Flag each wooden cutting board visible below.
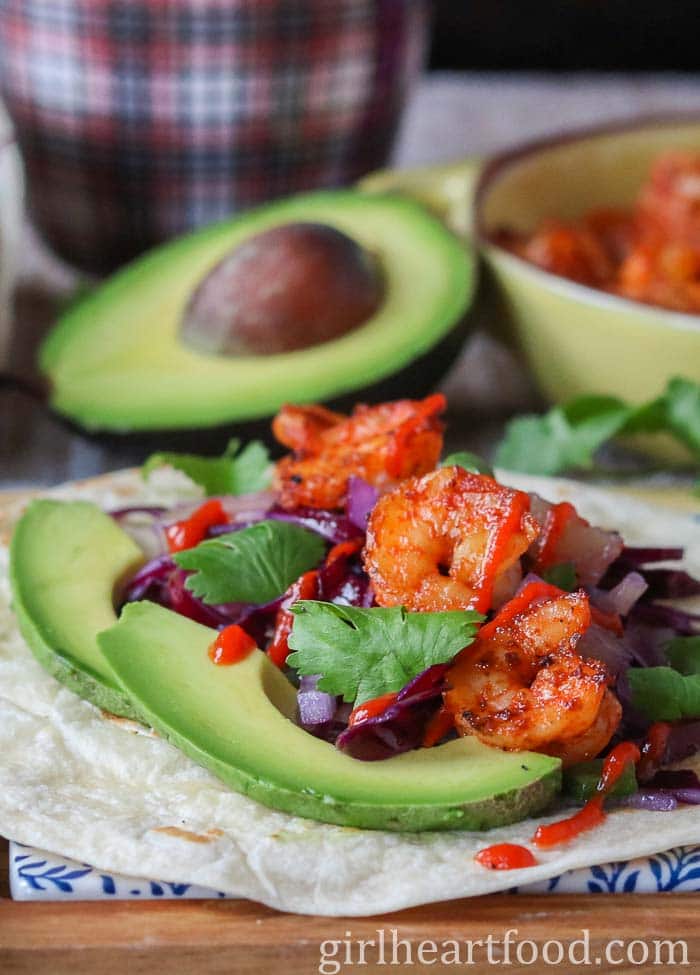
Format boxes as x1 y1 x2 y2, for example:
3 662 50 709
1 833 699 975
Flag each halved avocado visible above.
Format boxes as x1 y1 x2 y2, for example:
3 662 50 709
360 157 483 239
10 499 144 719
99 601 561 832
40 190 475 435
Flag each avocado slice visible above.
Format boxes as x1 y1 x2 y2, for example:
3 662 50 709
10 500 144 719
40 190 475 434
99 601 561 832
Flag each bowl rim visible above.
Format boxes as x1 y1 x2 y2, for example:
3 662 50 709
474 110 700 333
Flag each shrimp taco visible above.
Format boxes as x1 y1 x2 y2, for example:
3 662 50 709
2 395 700 915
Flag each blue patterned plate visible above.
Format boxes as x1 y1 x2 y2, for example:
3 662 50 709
9 840 700 901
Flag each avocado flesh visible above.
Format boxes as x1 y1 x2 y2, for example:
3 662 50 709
360 158 483 239
100 601 561 832
41 191 474 433
10 500 144 719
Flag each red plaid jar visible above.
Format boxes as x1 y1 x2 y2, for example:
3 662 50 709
0 0 428 273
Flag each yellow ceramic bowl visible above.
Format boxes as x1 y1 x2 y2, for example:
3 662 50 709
474 116 700 409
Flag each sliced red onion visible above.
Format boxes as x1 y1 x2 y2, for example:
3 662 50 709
620 791 678 811
346 476 379 530
591 572 648 618
606 571 649 616
111 505 167 519
528 495 624 586
621 769 700 811
577 623 633 677
555 518 624 588
297 675 337 728
219 491 275 522
492 561 523 610
671 789 700 804
157 491 274 530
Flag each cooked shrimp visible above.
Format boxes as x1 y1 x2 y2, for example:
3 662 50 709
273 395 445 510
444 591 620 766
542 689 622 766
363 466 539 614
272 403 345 455
516 219 615 287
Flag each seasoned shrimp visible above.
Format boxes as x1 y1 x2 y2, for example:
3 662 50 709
444 591 620 766
273 395 445 510
363 466 539 614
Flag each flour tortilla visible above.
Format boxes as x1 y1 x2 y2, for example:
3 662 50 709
1 468 699 916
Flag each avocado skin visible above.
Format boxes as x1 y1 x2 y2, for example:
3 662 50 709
100 602 562 833
180 743 560 833
10 500 144 721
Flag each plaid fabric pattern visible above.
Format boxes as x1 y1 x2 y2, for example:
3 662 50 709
0 0 427 272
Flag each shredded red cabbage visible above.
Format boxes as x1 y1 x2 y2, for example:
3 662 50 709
266 505 361 544
335 664 449 761
666 722 700 766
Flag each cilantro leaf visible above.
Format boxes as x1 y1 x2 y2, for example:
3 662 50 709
495 398 630 475
495 377 700 476
628 667 700 722
287 601 483 705
665 635 700 676
543 561 577 591
143 438 272 495
173 520 325 604
441 451 494 477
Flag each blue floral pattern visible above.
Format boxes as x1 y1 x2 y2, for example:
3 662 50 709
514 846 700 894
10 843 230 900
10 841 700 901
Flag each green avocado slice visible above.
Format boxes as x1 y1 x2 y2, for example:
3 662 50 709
99 601 561 832
40 190 474 433
10 500 144 719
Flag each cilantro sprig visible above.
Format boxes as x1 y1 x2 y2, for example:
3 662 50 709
174 520 325 605
143 438 272 495
287 601 483 705
494 377 700 477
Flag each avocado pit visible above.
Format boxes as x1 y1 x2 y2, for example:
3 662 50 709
180 222 385 356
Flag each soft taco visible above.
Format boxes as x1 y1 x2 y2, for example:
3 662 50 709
1 394 699 916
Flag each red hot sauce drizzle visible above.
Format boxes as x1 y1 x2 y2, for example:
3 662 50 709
208 624 257 665
532 741 641 849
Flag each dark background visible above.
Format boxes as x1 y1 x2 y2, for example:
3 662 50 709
430 1 699 71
